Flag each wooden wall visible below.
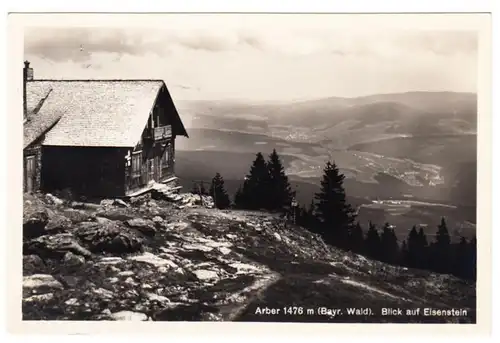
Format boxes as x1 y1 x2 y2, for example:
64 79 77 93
42 146 127 198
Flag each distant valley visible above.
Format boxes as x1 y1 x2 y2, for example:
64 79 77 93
174 91 477 238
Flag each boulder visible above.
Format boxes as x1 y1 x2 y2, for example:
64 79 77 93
23 210 50 239
113 199 129 208
24 293 54 303
117 270 135 277
129 193 152 206
93 287 114 300
128 252 178 268
125 218 156 236
201 196 215 209
152 216 164 225
95 208 135 222
218 247 232 255
95 216 113 225
75 222 143 255
62 208 96 223
110 311 148 321
45 214 73 234
146 293 170 303
24 233 92 260
65 298 79 306
98 256 125 265
69 201 87 209
23 274 63 293
193 270 218 282
23 255 46 274
100 199 114 207
63 251 86 267
182 243 214 252
45 193 64 206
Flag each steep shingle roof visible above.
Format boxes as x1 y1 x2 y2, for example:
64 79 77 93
38 80 166 147
23 83 60 149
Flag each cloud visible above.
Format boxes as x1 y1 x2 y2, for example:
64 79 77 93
25 26 478 64
23 22 478 101
24 28 167 62
392 31 478 56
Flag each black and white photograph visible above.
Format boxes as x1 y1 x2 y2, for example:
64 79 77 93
10 12 492 329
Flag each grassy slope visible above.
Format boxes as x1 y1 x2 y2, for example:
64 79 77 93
22 194 475 323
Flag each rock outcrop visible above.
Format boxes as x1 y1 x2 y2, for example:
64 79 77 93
22 193 476 323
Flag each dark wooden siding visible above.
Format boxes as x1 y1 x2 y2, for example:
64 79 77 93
125 137 175 195
42 146 127 198
124 88 178 195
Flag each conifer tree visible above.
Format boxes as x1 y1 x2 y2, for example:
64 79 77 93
238 152 271 210
417 227 429 269
349 222 365 254
365 221 381 260
209 173 231 209
266 149 294 211
453 236 468 279
400 239 409 265
406 226 420 268
234 185 245 209
432 217 452 273
380 223 399 264
467 236 477 281
436 218 451 247
313 161 356 247
418 227 429 249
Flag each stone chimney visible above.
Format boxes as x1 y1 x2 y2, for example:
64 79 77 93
23 60 33 121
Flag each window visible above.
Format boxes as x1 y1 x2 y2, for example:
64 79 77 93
131 151 142 177
162 145 170 167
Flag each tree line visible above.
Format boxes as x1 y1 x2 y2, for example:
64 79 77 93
203 149 476 281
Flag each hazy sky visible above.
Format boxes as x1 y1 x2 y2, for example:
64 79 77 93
24 15 478 102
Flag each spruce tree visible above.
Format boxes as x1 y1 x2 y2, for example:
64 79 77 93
417 227 429 269
365 222 381 260
453 236 468 279
209 173 231 209
436 217 451 247
314 161 356 247
239 152 271 210
400 239 409 266
432 217 452 273
266 149 294 211
234 185 245 209
380 223 399 264
406 226 420 268
467 236 477 281
349 222 365 254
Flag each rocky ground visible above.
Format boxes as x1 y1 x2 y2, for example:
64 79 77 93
22 192 476 323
